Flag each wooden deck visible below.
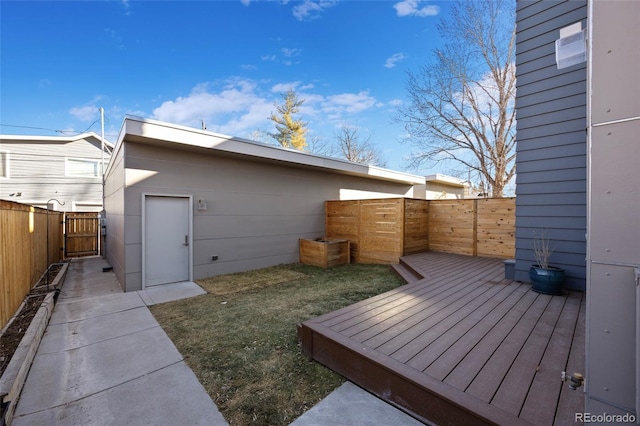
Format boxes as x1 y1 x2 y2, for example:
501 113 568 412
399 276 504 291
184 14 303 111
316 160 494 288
298 252 584 425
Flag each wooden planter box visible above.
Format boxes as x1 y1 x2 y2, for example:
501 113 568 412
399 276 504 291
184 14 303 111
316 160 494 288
299 238 350 268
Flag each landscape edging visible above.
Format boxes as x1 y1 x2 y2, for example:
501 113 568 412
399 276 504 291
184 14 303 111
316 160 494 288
0 262 69 426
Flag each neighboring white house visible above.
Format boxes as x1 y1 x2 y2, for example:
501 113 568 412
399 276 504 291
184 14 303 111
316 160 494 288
0 133 112 212
104 116 427 292
424 174 470 199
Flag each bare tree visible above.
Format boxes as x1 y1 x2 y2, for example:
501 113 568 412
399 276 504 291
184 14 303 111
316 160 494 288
334 122 387 167
396 0 516 197
305 134 333 157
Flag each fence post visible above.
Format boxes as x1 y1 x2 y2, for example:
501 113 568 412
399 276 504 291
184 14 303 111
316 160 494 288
472 199 478 256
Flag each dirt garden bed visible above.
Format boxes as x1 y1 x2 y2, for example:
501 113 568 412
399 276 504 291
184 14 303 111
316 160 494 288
0 262 68 424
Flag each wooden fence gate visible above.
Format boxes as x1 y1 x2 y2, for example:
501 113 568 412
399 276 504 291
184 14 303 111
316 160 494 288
65 212 100 257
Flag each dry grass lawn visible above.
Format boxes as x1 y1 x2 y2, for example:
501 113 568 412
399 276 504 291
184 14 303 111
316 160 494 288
150 263 403 425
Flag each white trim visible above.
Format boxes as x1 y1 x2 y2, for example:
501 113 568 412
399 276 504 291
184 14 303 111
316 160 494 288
141 193 193 290
0 132 114 149
105 116 425 186
0 150 9 179
65 157 103 178
425 173 468 188
591 116 640 127
71 201 103 212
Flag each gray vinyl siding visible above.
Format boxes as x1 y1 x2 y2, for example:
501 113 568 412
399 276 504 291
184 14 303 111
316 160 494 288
514 0 588 290
0 136 109 212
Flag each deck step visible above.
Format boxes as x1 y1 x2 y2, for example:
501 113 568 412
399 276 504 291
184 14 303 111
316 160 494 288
391 261 423 284
300 253 581 426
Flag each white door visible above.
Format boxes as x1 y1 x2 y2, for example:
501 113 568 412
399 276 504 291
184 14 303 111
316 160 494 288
144 196 190 286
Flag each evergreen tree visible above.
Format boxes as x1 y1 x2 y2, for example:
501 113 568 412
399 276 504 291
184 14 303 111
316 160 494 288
269 89 308 150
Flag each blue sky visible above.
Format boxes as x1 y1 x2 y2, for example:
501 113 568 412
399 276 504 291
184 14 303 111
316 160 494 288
1 0 452 173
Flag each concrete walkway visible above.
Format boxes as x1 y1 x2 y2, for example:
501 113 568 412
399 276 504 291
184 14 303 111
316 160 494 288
291 382 425 426
12 256 423 426
12 257 228 426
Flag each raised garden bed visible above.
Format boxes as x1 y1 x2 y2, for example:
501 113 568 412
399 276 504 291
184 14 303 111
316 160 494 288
0 262 68 425
299 238 350 268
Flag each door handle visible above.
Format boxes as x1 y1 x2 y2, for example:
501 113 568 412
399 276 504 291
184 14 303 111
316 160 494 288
183 235 189 246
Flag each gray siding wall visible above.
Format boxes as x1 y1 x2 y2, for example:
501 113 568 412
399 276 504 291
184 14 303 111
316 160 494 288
514 0 588 290
0 136 108 212
104 142 126 290
119 142 417 292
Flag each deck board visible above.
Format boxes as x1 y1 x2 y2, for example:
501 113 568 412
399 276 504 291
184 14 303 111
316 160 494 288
298 252 585 425
407 281 521 371
395 282 506 364
443 288 540 390
553 294 586 426
425 282 529 381
490 295 567 414
519 291 583 424
352 279 480 347
465 294 555 402
368 265 506 353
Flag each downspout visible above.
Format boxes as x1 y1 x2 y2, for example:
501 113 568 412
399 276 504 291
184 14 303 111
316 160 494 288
636 267 640 419
100 107 106 259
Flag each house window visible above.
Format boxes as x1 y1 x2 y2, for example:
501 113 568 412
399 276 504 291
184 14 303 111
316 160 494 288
0 151 9 179
66 158 102 178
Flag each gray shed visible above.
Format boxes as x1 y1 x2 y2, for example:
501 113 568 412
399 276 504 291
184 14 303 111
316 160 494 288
103 116 426 292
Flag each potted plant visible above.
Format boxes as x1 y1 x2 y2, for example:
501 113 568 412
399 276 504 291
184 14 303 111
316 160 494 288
529 230 565 295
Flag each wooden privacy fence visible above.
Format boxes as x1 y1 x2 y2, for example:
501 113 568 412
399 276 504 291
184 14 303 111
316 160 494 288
65 213 99 257
0 201 64 330
429 198 515 258
325 198 429 263
325 197 515 264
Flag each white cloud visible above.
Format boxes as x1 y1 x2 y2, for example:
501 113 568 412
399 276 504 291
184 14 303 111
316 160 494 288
261 48 301 66
394 0 439 17
68 106 95 123
220 102 273 136
150 79 381 140
322 91 378 117
271 81 301 93
384 53 407 68
152 79 273 135
281 47 301 57
69 97 104 122
104 28 124 49
121 0 132 15
292 0 337 21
